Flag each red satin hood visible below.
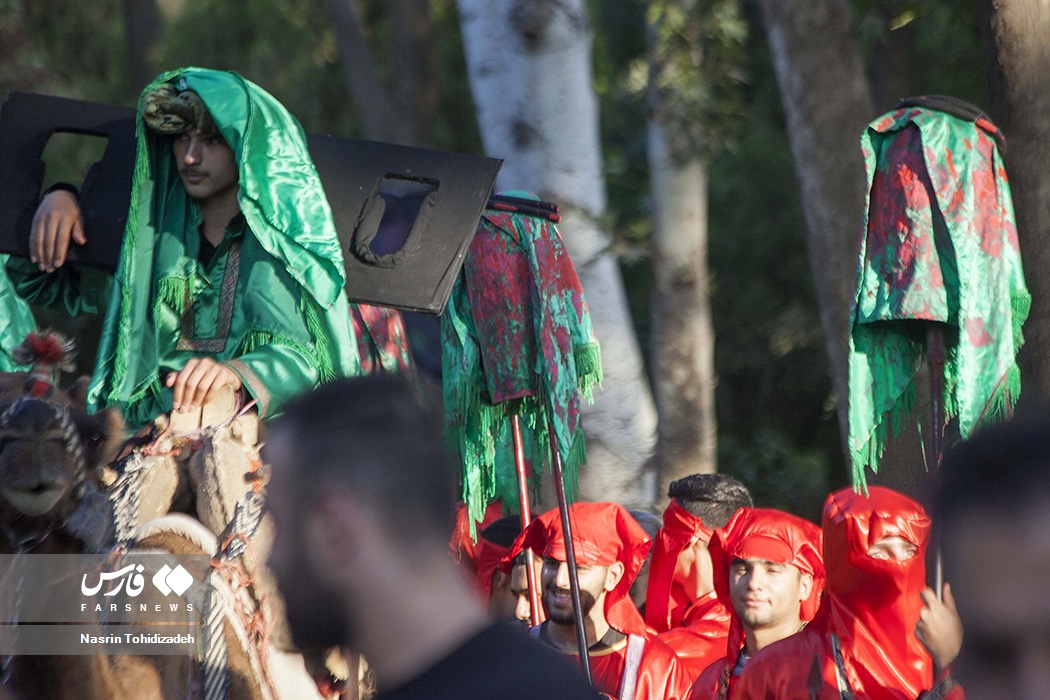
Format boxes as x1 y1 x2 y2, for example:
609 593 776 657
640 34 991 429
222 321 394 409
821 485 933 697
711 507 825 620
644 499 715 632
511 502 651 636
710 507 824 663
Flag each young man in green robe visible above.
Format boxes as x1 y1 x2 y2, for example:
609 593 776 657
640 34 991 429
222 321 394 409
10 67 360 428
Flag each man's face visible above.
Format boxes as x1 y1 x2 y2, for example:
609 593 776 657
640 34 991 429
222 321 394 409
729 558 810 630
490 562 534 625
172 127 239 204
541 556 610 626
946 506 1050 700
264 430 353 649
867 535 918 561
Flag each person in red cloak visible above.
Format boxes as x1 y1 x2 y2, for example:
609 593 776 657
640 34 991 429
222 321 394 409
736 486 964 699
510 501 690 700
646 475 753 681
688 507 824 700
448 500 504 569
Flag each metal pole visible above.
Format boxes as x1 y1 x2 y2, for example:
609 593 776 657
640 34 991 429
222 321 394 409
511 413 542 627
548 423 592 683
927 326 945 599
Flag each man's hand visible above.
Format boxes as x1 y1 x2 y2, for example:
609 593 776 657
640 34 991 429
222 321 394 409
165 357 242 413
31 189 87 272
915 582 963 675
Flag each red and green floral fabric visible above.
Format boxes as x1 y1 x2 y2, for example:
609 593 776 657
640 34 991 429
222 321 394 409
442 193 602 530
848 105 1030 489
349 303 415 376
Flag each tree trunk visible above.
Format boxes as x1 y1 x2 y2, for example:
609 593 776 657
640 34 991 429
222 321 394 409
121 0 161 93
984 0 1050 398
758 0 872 456
389 0 440 147
647 127 717 495
646 9 717 499
324 0 405 143
457 0 658 507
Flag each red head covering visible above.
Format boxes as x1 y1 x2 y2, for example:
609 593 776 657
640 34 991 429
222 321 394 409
709 507 825 659
448 501 504 571
821 485 932 698
644 499 715 632
510 502 652 636
471 537 511 598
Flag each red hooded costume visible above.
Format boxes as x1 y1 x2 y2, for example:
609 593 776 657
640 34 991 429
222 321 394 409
646 499 732 682
737 486 944 699
448 501 504 569
689 508 824 700
511 502 689 700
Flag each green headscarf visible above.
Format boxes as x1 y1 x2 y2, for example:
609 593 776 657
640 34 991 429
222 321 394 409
87 67 359 420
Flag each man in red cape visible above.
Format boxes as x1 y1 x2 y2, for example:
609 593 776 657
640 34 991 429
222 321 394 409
737 486 964 699
510 502 689 700
646 475 753 681
689 507 824 699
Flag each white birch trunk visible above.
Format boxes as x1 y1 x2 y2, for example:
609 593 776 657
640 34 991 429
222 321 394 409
647 121 717 499
457 0 658 507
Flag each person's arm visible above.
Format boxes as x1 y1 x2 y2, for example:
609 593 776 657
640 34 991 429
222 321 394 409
5 188 113 316
915 583 964 699
223 334 321 419
165 342 318 419
166 263 329 417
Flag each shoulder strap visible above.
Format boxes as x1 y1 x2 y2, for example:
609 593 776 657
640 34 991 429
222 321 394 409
618 634 646 700
529 624 541 640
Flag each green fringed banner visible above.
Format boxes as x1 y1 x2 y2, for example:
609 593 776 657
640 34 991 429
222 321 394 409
848 104 1030 490
442 193 602 530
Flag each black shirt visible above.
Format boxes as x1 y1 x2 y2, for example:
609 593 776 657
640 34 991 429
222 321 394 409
375 621 603 700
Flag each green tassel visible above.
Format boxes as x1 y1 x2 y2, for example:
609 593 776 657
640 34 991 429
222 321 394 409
156 276 190 314
301 297 337 382
573 342 603 401
850 380 916 493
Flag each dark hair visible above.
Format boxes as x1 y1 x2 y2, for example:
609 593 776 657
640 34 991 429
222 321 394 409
270 375 455 543
481 515 524 549
667 473 753 528
628 509 663 540
937 404 1050 532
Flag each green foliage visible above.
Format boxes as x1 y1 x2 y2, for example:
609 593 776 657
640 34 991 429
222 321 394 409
645 0 747 161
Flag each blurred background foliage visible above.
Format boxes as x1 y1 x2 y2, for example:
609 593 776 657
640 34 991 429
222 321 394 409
0 0 987 520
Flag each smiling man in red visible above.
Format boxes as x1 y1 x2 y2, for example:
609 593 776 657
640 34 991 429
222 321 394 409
512 501 689 700
688 507 823 699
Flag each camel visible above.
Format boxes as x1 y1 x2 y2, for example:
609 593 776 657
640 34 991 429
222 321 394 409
0 334 333 699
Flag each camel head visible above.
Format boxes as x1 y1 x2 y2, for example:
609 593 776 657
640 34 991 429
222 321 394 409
0 333 123 551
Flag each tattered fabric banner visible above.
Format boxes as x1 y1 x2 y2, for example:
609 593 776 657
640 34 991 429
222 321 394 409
349 303 415 376
442 192 602 529
848 105 1030 490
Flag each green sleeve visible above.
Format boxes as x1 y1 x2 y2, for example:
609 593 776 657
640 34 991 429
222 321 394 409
5 257 113 317
225 342 319 420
